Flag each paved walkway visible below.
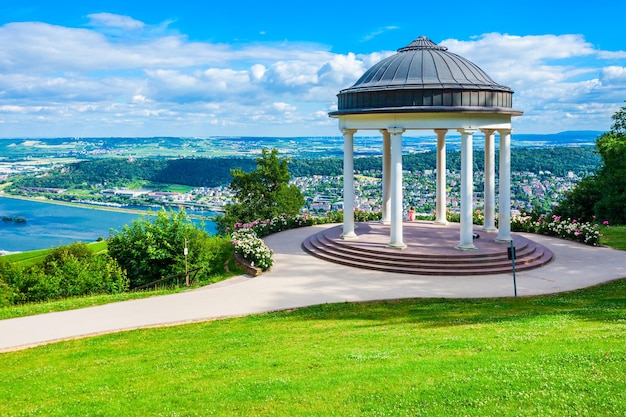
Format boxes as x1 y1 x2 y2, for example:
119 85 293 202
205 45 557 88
2 224 626 352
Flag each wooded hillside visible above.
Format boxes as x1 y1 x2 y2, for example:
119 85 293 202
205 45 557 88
9 146 600 189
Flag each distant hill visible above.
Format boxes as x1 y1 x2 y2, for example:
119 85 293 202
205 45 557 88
8 145 601 189
511 131 601 148
0 131 604 161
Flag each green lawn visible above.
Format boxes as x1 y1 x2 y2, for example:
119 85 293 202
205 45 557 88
1 279 625 416
600 225 626 250
1 228 625 415
160 183 196 193
0 289 189 320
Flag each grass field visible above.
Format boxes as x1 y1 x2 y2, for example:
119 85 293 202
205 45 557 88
1 227 625 416
600 225 626 250
1 279 625 416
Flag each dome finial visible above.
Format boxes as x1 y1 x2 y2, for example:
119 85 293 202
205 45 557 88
397 36 448 52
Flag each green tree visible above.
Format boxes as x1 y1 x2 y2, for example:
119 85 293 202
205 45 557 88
553 103 626 224
218 148 304 233
551 175 602 221
0 274 17 307
107 210 232 288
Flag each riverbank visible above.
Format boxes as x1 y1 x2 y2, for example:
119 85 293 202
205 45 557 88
0 193 218 219
0 193 147 215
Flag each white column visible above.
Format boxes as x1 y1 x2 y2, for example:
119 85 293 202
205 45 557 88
434 129 448 224
482 129 497 232
456 129 477 251
341 129 357 239
381 130 391 224
496 129 512 242
388 127 406 249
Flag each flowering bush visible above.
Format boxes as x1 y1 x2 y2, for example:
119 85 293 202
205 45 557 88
229 210 383 238
446 210 485 225
231 228 273 271
232 214 316 238
227 210 385 271
511 214 603 246
443 209 604 246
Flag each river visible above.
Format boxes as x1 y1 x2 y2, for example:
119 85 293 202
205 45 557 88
0 196 217 254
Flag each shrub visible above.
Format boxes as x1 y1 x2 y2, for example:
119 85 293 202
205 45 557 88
0 262 33 304
512 214 603 246
0 243 129 304
443 209 603 246
191 234 234 279
228 210 383 239
231 228 273 271
446 210 484 225
0 278 16 307
108 209 233 288
43 242 93 270
232 214 316 238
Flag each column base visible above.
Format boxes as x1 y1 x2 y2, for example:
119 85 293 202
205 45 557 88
455 242 478 251
481 225 498 233
379 219 391 225
433 219 448 226
387 241 407 250
495 236 512 243
341 231 358 240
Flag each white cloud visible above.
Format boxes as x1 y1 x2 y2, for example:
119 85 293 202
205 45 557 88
441 33 596 86
438 33 626 133
317 53 367 87
361 26 400 42
0 17 625 137
272 102 296 112
86 13 145 30
0 105 31 113
132 94 149 103
264 61 320 88
250 64 266 81
597 50 626 59
601 66 626 83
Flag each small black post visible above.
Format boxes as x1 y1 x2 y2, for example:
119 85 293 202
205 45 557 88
184 238 189 287
507 241 518 299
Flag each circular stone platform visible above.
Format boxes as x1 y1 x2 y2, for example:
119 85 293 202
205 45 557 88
302 221 553 276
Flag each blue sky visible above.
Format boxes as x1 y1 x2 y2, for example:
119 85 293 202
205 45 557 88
1 0 625 138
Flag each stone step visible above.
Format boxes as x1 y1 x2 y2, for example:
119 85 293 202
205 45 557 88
301 222 553 276
305 234 547 270
312 232 539 264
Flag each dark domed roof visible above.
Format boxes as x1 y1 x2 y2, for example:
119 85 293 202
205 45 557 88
331 36 517 116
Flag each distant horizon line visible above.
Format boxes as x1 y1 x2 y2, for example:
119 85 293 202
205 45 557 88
0 130 605 141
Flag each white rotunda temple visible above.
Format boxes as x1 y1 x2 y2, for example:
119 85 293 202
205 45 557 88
329 36 523 251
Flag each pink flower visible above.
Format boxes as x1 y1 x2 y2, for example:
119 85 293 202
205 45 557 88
603 220 610 226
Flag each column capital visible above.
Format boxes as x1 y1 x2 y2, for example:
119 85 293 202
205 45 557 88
481 128 496 136
379 129 391 137
387 127 405 135
434 128 448 136
457 128 478 135
341 128 357 136
496 128 513 135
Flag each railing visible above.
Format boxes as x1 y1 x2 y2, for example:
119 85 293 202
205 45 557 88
132 266 204 291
